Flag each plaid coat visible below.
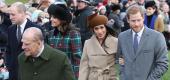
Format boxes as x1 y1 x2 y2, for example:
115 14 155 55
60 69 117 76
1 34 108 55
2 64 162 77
48 28 82 78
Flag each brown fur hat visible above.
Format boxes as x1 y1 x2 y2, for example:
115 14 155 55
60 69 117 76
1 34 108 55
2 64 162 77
88 13 108 29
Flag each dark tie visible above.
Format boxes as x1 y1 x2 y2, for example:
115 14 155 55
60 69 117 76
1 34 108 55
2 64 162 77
133 33 138 53
17 26 22 41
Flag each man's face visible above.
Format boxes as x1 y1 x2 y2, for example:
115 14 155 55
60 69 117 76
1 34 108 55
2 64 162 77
21 35 41 57
109 0 119 4
9 6 24 25
77 1 86 10
137 0 145 4
127 12 144 32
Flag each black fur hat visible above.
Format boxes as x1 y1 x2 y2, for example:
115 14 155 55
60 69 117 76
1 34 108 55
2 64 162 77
47 4 72 23
77 0 90 5
110 4 121 12
145 1 157 9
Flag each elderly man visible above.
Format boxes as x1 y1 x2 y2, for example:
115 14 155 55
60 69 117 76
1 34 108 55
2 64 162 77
18 27 75 80
74 0 93 47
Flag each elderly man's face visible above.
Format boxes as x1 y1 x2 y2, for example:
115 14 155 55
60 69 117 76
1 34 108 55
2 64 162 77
21 35 41 57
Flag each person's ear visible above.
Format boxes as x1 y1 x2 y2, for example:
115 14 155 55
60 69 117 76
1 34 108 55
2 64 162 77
126 16 130 23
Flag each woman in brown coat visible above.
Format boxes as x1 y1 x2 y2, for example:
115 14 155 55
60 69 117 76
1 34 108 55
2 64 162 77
78 13 118 80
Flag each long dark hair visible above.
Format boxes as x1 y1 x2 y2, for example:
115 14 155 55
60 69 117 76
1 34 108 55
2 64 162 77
99 25 116 46
105 25 116 37
58 20 79 33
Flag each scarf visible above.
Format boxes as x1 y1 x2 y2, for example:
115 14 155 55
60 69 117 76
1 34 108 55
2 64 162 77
144 14 158 29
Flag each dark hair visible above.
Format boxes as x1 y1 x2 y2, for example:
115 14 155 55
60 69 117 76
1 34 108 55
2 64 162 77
110 4 121 12
32 3 39 7
105 25 116 37
99 25 117 46
145 1 159 14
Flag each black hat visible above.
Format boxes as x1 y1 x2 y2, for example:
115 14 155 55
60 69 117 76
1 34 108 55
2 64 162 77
110 4 121 11
47 4 72 23
145 1 157 9
31 3 39 7
77 0 90 5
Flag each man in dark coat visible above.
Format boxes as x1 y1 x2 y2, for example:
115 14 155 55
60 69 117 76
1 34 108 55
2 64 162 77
74 0 93 47
108 4 124 37
0 11 11 48
18 27 75 80
6 2 41 80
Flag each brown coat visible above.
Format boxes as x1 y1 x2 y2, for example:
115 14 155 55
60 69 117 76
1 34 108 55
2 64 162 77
154 14 165 32
79 35 118 80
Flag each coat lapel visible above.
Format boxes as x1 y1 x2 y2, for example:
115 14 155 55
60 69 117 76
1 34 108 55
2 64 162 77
13 25 21 47
126 30 136 60
90 35 106 54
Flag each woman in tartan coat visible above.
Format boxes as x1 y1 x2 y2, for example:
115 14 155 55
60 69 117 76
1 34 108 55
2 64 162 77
47 3 82 79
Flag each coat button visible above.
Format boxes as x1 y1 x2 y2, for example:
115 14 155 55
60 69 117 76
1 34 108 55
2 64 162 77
34 72 38 75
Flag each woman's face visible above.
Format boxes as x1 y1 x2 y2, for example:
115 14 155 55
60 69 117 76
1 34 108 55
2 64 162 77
93 25 107 40
146 7 156 16
162 3 169 13
50 16 61 27
99 8 106 15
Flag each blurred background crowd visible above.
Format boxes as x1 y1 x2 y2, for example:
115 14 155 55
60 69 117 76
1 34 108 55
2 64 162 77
0 0 170 80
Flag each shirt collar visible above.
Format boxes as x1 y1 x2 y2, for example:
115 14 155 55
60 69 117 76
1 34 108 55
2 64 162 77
132 26 144 37
35 44 44 57
19 19 27 33
24 44 49 62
